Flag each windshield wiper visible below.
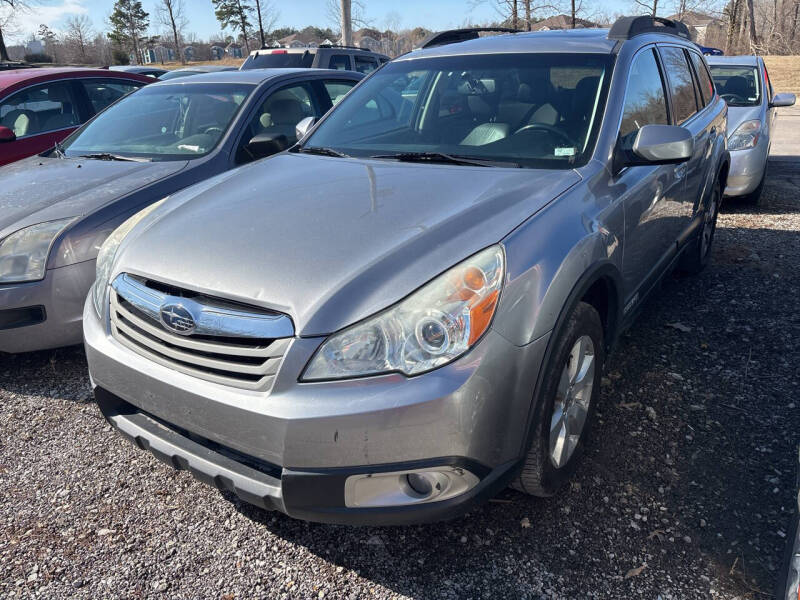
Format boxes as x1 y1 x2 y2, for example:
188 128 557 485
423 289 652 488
371 151 519 168
297 146 349 158
53 141 66 159
77 153 151 162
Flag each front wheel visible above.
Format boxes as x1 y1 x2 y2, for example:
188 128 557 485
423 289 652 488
512 301 604 497
679 179 721 275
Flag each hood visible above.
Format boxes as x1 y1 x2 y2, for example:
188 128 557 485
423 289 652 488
117 153 580 336
0 156 189 239
725 104 764 136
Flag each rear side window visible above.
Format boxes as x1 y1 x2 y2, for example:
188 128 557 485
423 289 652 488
329 55 351 70
241 50 315 69
619 49 669 140
660 46 699 124
0 80 80 137
82 79 144 114
354 56 378 74
689 52 714 106
323 80 357 106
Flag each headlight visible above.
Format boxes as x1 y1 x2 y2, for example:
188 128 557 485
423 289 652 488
302 245 505 380
728 119 761 151
0 218 77 283
92 200 165 317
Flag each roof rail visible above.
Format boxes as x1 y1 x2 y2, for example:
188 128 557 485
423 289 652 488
608 16 692 41
318 43 368 51
418 27 519 50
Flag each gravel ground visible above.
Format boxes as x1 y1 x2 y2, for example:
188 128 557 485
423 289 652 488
2 158 799 600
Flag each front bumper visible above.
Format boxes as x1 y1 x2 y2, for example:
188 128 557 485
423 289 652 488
84 295 548 524
0 260 95 353
724 139 769 197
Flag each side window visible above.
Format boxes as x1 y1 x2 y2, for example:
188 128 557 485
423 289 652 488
354 56 378 75
82 79 144 114
660 46 699 124
689 52 714 106
379 57 389 65
329 55 351 70
619 49 669 142
0 81 80 137
236 83 318 163
323 80 357 106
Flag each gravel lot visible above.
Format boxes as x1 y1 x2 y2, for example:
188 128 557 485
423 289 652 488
2 153 799 599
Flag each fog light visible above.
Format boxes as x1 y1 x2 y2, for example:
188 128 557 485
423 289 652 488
344 467 479 508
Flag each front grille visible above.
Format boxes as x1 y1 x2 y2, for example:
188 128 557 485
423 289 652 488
109 274 294 391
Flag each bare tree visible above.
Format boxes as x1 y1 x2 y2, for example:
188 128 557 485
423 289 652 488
65 15 93 63
0 0 38 62
632 0 660 16
157 0 187 64
327 0 369 41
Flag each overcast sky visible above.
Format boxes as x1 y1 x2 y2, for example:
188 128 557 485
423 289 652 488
7 0 631 43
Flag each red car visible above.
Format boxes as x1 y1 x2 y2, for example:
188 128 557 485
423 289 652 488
0 68 153 166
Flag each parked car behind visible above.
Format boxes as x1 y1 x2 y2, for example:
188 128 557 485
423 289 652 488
85 17 729 525
109 65 168 78
708 55 795 204
241 44 389 75
0 68 152 166
0 68 362 353
157 65 238 81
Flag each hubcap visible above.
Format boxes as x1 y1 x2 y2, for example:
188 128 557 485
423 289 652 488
701 192 718 258
549 335 595 469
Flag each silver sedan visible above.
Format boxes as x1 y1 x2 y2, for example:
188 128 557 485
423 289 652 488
708 55 795 204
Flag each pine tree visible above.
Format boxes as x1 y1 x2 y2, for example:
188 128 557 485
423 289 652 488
108 0 149 64
212 0 253 52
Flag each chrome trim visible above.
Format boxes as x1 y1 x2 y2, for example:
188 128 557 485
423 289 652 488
111 273 294 339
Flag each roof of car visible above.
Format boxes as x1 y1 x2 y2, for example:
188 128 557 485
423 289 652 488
705 55 760 67
0 67 152 92
169 65 239 73
150 67 362 86
399 28 618 60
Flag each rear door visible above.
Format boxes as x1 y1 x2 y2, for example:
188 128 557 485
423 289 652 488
0 79 82 166
616 47 685 296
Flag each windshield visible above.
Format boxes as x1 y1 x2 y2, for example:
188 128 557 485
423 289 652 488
63 83 253 161
302 53 613 169
240 51 315 69
709 65 761 107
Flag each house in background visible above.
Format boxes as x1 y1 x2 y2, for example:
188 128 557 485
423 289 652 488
353 29 381 51
225 42 243 58
667 11 725 44
140 45 175 64
25 39 44 55
209 44 225 60
183 45 195 61
530 14 598 31
277 32 324 48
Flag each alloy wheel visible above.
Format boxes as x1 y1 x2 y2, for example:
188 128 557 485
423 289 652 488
549 335 596 469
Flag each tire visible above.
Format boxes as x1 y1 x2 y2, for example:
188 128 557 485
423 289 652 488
512 301 605 497
679 178 721 275
739 169 765 206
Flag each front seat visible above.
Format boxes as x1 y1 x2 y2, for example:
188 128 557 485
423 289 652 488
260 98 308 144
41 86 77 131
1 109 37 137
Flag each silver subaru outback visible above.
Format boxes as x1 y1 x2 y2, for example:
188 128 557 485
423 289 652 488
84 16 729 524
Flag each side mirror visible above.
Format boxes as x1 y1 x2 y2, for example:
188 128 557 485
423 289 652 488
629 124 693 165
0 126 16 143
295 116 315 142
246 132 289 160
770 92 796 108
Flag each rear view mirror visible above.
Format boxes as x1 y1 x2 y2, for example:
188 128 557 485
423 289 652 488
770 92 796 108
295 116 315 142
630 124 693 165
246 132 289 160
0 126 16 143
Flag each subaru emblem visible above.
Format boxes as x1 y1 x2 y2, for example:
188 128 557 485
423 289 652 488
159 303 196 335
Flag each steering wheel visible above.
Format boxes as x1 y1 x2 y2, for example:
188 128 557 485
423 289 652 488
514 123 577 148
721 93 746 104
202 126 224 135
